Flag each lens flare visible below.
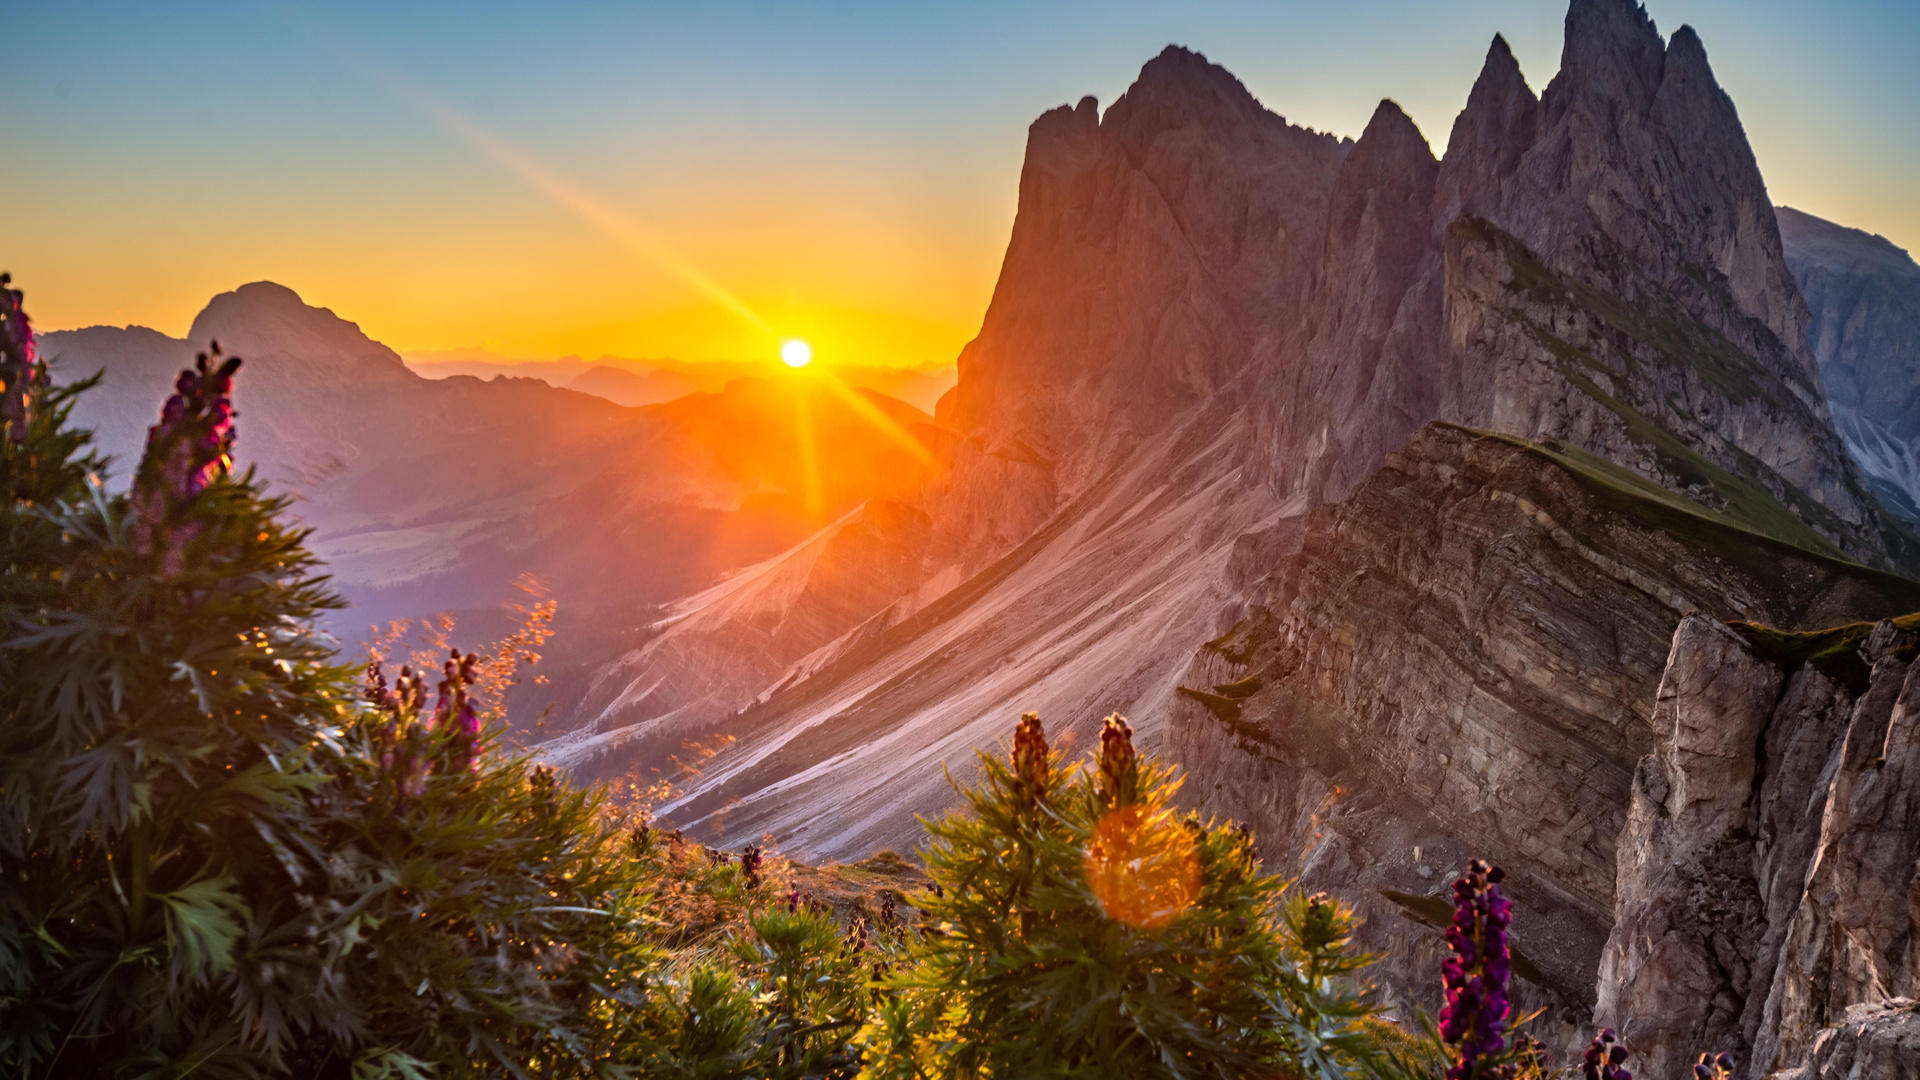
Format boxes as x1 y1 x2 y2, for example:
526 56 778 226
1084 805 1201 929
781 339 813 368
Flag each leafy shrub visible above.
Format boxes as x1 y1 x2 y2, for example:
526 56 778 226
0 279 657 1076
858 713 1382 1079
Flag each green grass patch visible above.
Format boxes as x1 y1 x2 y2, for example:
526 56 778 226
1212 674 1265 699
1728 613 1920 693
1178 686 1244 725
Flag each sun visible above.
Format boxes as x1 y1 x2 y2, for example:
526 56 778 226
780 339 813 368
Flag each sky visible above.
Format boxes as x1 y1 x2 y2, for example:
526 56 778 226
6 0 1918 371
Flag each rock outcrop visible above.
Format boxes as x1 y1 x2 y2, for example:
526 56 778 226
1594 612 1920 1079
1772 1000 1920 1080
1779 206 1920 521
1162 423 1920 1045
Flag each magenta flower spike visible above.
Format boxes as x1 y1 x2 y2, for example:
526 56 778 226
1011 711 1049 806
0 273 44 443
1439 859 1513 1079
435 649 482 771
1582 1028 1633 1080
131 344 243 574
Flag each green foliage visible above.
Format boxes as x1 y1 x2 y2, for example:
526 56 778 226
0 316 659 1075
858 713 1383 1080
610 839 913 1079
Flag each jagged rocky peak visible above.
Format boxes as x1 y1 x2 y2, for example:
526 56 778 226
1552 0 1667 118
1496 0 1817 390
940 44 1346 493
187 281 414 380
1431 34 1538 229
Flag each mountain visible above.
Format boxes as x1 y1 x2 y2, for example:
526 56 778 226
572 0 1911 821
405 350 961 414
42 282 941 681
539 0 1920 1066
566 363 702 406
1778 205 1920 520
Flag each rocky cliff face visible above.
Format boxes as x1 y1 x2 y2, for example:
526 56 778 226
1262 3 1912 569
1161 423 1920 1046
1595 612 1920 1079
1779 206 1920 522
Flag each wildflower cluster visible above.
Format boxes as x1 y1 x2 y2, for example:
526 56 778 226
1440 859 1514 1078
741 843 765 889
1693 1051 1735 1079
0 273 43 443
860 712 1384 1079
1583 1028 1633 1080
363 647 483 805
129 345 241 573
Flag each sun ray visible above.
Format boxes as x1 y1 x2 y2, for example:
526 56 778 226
794 393 824 518
810 368 938 468
296 14 771 335
289 13 943 479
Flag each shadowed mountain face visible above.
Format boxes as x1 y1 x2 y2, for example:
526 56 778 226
1778 206 1920 521
42 282 941 670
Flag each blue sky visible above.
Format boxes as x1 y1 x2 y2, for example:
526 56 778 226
5 0 1917 366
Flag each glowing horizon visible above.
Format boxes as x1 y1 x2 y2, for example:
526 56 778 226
9 1 1918 370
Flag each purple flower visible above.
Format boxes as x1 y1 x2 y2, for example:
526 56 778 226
0 273 44 444
740 844 764 890
1582 1028 1632 1080
1691 1051 1733 1080
131 345 242 573
365 657 473 806
1439 859 1513 1079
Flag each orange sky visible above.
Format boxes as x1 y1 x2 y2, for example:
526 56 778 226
9 2 1917 372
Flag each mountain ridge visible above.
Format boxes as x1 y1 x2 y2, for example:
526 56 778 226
562 0 1916 831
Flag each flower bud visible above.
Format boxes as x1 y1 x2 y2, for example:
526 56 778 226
1097 713 1138 806
1011 712 1049 805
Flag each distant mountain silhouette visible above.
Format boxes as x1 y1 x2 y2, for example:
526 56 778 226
566 363 701 406
41 281 943 704
405 349 958 413
1779 205 1920 520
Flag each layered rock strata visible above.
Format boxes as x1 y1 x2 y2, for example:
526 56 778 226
1163 423 1920 1048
